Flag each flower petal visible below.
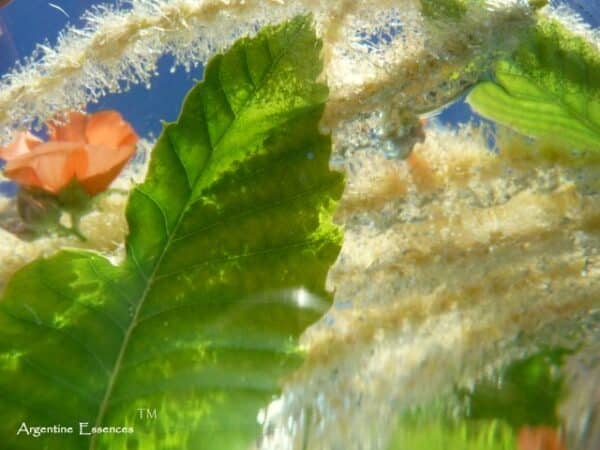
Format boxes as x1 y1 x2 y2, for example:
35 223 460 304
48 111 88 143
77 143 135 195
518 426 565 450
0 131 43 161
85 110 138 151
4 142 88 194
5 110 137 196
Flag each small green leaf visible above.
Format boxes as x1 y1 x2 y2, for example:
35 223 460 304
528 0 548 8
468 19 600 152
0 16 343 450
459 349 568 428
421 0 472 19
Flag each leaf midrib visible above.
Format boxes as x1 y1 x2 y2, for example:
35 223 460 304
88 26 301 450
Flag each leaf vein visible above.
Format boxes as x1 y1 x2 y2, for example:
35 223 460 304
0 309 111 378
175 178 338 244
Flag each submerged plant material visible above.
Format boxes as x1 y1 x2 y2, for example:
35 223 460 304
0 1 598 450
389 414 516 450
459 348 568 429
0 16 344 450
259 124 600 449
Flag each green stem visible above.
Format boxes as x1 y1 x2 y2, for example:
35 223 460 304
56 223 87 242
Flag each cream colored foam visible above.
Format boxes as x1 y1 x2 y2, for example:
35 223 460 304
259 124 600 450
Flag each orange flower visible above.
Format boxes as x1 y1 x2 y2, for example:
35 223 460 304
0 111 138 195
518 426 566 450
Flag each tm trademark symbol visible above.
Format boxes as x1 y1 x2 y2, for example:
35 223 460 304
137 408 157 420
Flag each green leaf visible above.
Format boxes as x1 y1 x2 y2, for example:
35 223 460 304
388 410 515 450
0 15 343 450
387 348 568 450
468 19 600 152
458 348 568 428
